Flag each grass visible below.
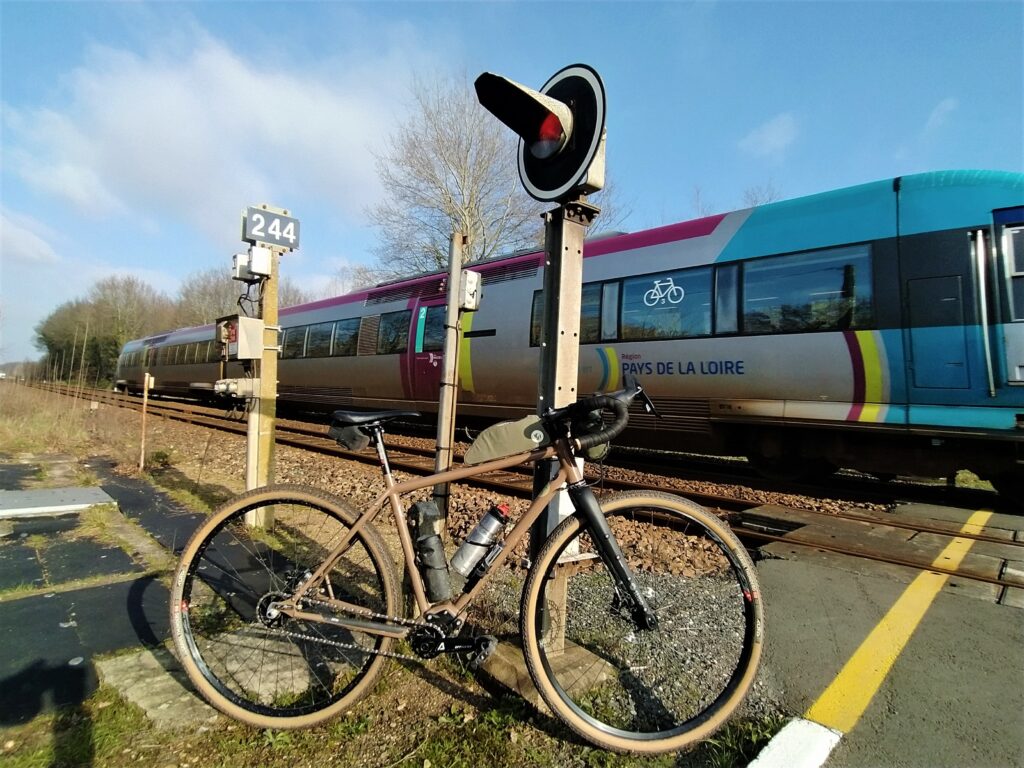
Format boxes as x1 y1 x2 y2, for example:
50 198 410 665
0 383 140 464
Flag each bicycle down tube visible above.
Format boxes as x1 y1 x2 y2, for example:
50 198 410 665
270 443 568 636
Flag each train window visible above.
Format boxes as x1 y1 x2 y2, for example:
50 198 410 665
1009 227 1024 321
530 283 610 346
601 283 620 341
421 305 447 352
579 284 602 344
306 322 333 358
281 326 307 359
621 267 713 341
715 265 739 334
333 318 360 356
742 245 873 334
377 310 412 354
358 316 381 355
530 292 543 347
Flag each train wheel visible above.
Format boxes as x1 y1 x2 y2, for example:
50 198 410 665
990 473 1023 512
747 441 836 483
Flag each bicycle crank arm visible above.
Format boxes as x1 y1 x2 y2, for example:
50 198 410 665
276 605 408 639
567 482 658 630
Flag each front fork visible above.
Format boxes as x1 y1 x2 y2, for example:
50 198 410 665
566 481 658 630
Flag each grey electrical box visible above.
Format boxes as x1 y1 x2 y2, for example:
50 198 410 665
232 246 273 282
215 315 264 361
460 270 482 311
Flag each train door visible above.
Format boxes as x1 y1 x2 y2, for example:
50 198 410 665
411 300 447 402
995 206 1024 385
906 276 970 390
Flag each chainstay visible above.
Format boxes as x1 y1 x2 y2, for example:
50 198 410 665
260 624 422 662
263 594 444 662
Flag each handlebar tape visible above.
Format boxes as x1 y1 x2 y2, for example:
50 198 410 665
572 395 630 451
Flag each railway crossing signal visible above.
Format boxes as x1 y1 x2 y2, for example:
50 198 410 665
474 64 606 203
476 64 608 657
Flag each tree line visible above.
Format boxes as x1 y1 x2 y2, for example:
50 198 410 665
32 270 314 387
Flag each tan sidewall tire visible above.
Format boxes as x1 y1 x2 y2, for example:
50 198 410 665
169 484 400 729
520 490 764 754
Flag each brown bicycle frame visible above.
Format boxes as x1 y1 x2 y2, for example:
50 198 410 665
275 435 585 637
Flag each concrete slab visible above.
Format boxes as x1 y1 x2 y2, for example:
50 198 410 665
95 646 220 731
1000 586 1024 609
889 503 1024 540
760 542 1003 604
0 487 115 519
746 504 1016 584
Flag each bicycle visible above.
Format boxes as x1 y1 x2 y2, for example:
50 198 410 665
643 277 685 307
169 379 764 754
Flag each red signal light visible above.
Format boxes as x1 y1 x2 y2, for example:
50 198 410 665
531 112 567 160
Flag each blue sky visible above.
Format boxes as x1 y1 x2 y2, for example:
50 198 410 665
1 1 1021 363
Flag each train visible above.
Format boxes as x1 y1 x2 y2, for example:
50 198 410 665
116 170 1024 500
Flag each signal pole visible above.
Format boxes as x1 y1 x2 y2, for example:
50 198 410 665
531 199 599 546
212 205 299 526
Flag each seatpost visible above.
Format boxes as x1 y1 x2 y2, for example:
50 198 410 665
372 426 394 482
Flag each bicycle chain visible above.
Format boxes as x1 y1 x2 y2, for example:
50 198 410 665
260 595 443 663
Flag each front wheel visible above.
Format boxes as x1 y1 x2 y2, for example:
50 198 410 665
520 491 764 754
169 484 400 729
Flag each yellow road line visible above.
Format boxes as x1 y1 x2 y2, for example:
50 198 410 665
804 509 993 734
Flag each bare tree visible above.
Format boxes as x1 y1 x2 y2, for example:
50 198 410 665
174 267 315 325
173 268 244 328
691 185 716 218
367 74 628 281
89 275 175 342
742 179 782 207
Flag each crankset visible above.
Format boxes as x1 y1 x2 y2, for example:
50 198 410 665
409 623 498 663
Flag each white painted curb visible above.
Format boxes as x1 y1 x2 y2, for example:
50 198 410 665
747 718 842 768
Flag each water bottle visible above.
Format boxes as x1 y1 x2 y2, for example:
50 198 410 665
450 504 510 577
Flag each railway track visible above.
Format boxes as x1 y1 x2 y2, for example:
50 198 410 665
35 383 1024 596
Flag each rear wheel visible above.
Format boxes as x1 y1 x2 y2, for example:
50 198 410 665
520 491 764 753
170 484 399 729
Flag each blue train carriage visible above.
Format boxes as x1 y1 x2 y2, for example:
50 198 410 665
532 169 1021 496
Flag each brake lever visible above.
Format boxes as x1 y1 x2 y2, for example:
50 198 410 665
619 375 662 420
637 386 662 419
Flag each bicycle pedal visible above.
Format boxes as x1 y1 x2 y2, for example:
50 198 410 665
468 635 498 671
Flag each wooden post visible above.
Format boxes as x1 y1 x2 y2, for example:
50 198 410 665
433 232 467 526
139 373 152 471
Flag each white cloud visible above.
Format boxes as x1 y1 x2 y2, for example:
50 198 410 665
0 209 60 265
738 113 798 162
924 97 958 135
3 32 431 249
